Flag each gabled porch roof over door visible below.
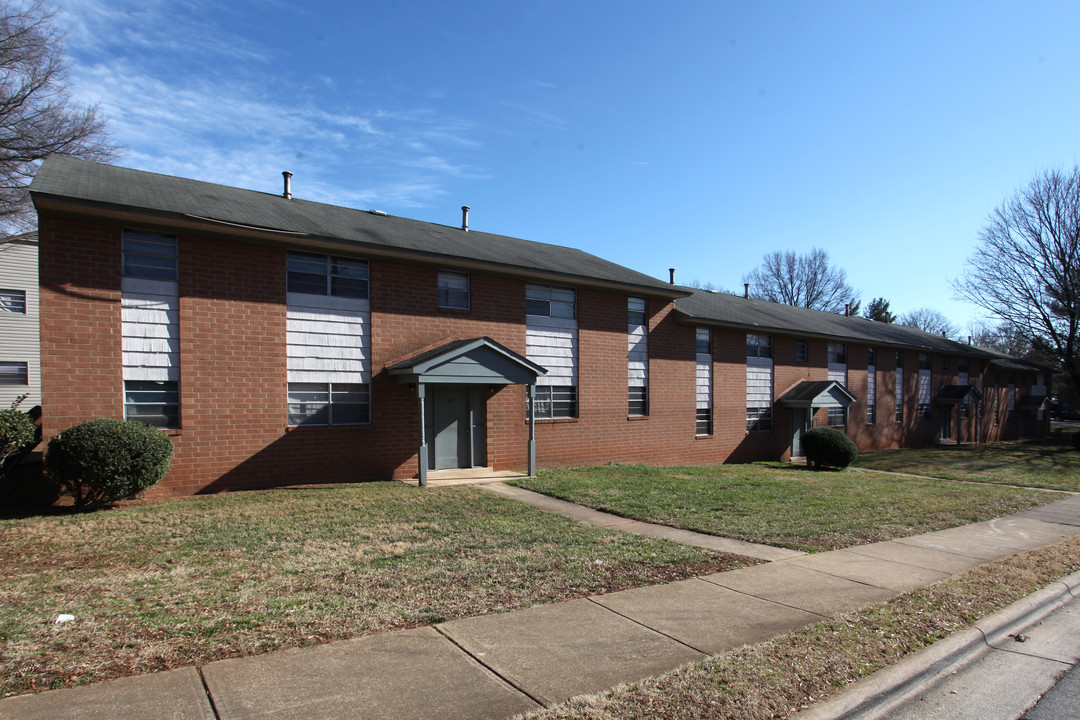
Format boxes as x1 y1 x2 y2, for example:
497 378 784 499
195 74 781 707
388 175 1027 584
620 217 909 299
386 337 547 486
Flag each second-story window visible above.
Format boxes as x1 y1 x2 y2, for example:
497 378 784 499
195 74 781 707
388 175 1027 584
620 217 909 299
526 284 575 318
828 343 846 365
438 271 470 309
746 333 772 359
287 251 369 299
123 230 177 280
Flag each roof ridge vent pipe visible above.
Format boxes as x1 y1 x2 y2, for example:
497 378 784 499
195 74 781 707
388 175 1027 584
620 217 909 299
461 205 470 231
282 171 292 199
669 268 675 285
743 283 749 299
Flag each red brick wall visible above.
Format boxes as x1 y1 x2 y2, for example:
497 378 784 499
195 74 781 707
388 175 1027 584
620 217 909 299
38 216 123 435
40 213 1042 497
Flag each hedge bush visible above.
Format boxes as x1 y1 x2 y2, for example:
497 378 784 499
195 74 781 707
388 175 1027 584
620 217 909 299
0 400 35 476
46 418 173 511
802 426 859 469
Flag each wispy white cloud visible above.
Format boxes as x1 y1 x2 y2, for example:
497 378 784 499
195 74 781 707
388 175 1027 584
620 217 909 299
48 0 489 211
52 0 271 66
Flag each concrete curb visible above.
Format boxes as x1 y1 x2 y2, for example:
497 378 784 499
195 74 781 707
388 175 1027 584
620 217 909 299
791 570 1080 719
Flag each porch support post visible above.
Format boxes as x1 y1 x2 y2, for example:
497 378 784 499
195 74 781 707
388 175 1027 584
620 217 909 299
417 384 428 487
527 383 537 477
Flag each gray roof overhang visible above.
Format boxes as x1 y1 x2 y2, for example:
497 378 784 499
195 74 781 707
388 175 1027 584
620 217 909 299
33 191 690 299
386 336 546 385
934 385 984 405
776 380 857 409
1016 395 1052 411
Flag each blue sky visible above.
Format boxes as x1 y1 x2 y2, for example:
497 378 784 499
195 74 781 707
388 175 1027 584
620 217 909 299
48 0 1080 332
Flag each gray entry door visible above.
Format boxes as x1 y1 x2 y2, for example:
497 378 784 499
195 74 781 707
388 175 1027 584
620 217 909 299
940 409 952 441
425 385 487 470
790 409 809 458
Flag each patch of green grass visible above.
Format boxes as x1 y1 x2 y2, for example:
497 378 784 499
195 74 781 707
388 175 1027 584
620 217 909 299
511 464 1055 552
0 482 752 697
853 431 1080 492
522 535 1080 720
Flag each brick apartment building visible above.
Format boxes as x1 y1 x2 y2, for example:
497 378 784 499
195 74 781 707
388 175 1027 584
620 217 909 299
28 156 1052 497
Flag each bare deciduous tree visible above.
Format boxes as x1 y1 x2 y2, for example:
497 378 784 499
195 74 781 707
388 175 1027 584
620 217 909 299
742 247 858 313
966 319 1031 357
954 167 1080 391
898 307 960 338
0 1 116 230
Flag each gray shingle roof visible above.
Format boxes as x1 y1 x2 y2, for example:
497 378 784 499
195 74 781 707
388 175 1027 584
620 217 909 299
30 156 682 296
675 288 997 357
776 380 856 406
935 385 982 404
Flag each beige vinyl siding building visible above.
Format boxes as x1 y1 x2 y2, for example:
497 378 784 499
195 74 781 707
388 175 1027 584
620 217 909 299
0 232 39 408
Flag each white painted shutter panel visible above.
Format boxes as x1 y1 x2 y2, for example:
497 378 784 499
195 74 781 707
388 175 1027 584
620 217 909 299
286 292 370 383
527 315 578 386
627 323 648 384
121 277 179 381
746 357 773 408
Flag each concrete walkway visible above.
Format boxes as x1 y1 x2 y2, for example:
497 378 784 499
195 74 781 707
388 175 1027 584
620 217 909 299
3 495 1080 720
481 483 804 561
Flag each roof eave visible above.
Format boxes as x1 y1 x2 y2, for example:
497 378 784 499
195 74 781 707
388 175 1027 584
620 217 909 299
673 308 1001 357
33 192 690 300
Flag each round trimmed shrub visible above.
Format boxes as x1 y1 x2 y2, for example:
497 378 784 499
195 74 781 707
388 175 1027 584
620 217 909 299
46 418 173 511
802 427 858 470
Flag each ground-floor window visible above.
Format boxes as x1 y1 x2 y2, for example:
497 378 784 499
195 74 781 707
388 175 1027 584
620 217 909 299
0 361 28 386
828 407 845 427
696 407 712 435
533 385 577 419
866 404 876 424
628 385 647 416
288 382 370 425
746 406 772 432
917 403 931 420
124 380 179 429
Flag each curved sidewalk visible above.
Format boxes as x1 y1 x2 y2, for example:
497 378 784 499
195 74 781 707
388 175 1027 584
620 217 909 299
3 494 1079 720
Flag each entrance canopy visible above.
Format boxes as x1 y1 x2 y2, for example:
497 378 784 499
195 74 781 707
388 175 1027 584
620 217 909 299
386 337 547 487
777 380 856 409
387 336 546 385
1016 395 1051 411
934 384 983 405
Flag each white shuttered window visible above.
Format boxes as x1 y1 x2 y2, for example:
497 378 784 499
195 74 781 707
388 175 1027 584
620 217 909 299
746 334 773 431
696 328 712 435
628 297 648 416
121 230 179 428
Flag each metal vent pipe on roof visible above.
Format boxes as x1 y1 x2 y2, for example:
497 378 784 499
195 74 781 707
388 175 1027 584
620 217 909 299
669 268 675 285
744 283 749 299
282 171 292 199
461 206 470 232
